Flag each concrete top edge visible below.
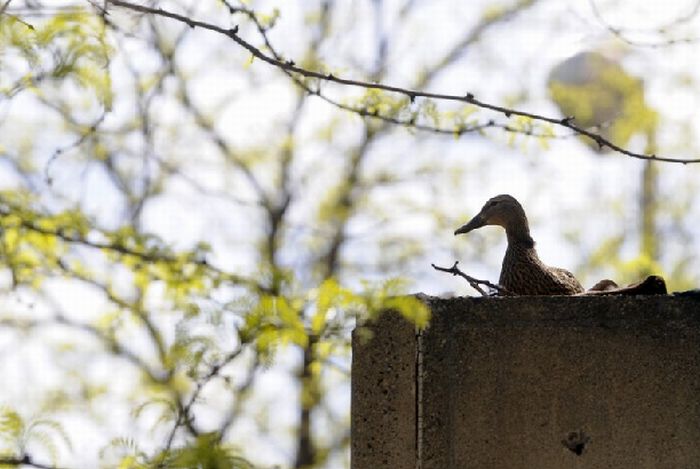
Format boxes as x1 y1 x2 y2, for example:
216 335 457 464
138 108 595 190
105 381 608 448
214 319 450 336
414 291 700 302
410 292 700 327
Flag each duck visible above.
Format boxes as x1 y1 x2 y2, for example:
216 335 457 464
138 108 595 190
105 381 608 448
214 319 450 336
585 275 667 295
454 194 584 295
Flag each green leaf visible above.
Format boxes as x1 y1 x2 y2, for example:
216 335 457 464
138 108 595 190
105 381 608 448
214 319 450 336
0 408 23 443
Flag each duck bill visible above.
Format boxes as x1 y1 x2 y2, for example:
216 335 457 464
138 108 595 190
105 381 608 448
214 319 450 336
454 214 485 235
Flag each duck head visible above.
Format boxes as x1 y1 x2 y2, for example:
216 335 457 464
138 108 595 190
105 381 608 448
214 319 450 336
454 194 531 243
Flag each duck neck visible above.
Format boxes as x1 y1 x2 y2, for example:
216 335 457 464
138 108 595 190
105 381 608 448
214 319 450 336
504 222 535 249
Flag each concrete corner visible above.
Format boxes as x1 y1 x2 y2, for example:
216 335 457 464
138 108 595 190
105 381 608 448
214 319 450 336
352 295 700 469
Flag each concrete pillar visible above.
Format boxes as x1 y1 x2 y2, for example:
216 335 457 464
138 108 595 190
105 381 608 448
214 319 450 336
351 295 700 469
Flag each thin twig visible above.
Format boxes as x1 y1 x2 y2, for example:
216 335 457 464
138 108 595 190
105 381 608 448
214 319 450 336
0 0 14 16
0 455 72 469
431 261 512 296
589 0 700 48
0 202 268 293
44 113 106 185
104 0 700 164
161 347 244 456
216 354 260 442
227 0 559 139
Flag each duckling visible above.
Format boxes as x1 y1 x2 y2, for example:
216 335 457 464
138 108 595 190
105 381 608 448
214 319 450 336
454 194 584 295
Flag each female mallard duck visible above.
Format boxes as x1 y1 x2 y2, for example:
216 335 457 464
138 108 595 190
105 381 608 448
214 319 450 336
455 194 584 295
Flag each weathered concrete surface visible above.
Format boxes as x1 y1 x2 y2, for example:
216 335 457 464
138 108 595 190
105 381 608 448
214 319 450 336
351 311 418 469
351 294 700 469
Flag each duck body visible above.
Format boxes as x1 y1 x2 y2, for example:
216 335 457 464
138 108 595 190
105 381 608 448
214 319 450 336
455 194 584 296
500 240 584 295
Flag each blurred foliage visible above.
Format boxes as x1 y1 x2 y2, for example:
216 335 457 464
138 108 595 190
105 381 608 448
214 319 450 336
547 50 690 286
155 433 254 469
0 407 71 467
548 51 657 151
0 173 429 467
0 9 112 108
0 185 428 468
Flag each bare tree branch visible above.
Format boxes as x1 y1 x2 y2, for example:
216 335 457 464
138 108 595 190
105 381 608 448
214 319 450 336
0 455 72 469
0 313 165 384
104 0 700 164
0 201 268 293
0 0 14 16
431 261 512 296
589 0 700 48
216 354 259 442
225 0 555 139
161 346 246 456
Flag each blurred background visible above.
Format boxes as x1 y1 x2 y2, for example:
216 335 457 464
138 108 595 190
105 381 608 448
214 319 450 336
1 0 699 467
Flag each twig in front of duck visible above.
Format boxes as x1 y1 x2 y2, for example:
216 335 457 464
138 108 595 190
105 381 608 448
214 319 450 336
431 261 514 296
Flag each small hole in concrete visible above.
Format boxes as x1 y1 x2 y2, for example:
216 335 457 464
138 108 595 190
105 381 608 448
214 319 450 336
562 430 590 455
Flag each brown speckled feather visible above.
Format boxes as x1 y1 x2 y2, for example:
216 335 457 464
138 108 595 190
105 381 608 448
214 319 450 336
500 240 584 295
